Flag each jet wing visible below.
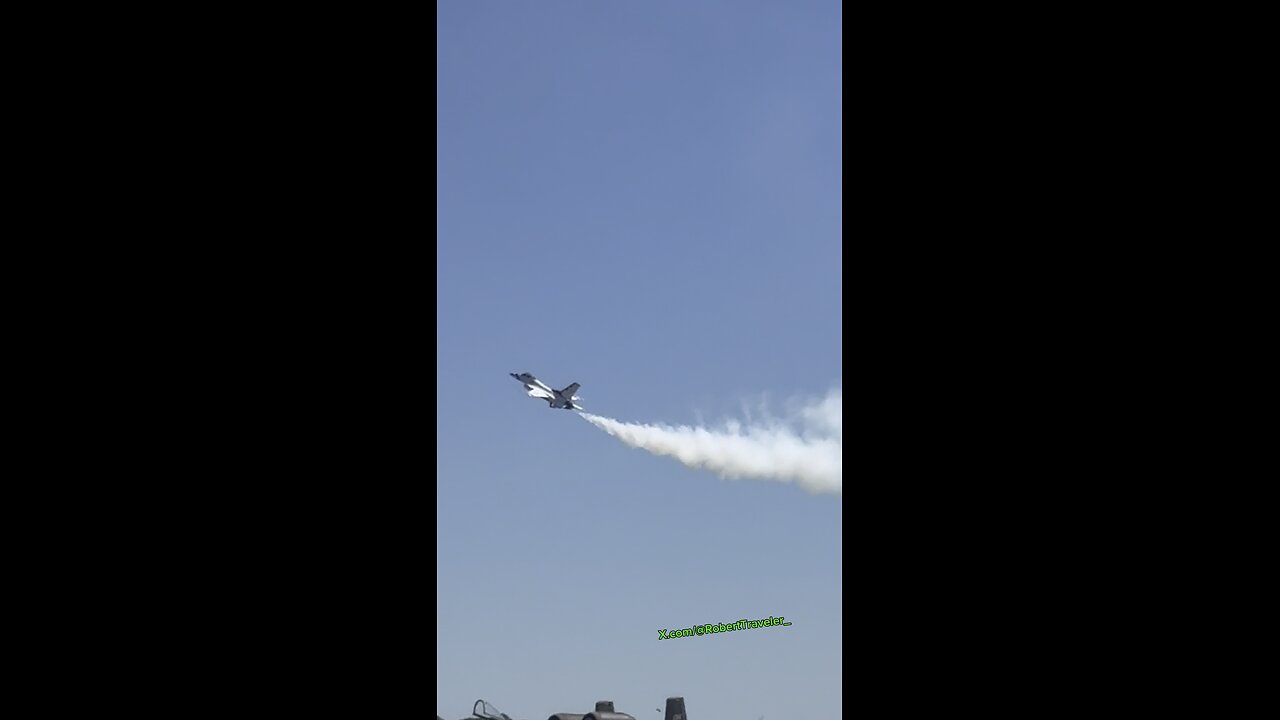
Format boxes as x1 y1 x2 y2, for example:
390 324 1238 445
526 386 554 400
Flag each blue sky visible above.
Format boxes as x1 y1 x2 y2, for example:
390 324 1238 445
437 2 841 718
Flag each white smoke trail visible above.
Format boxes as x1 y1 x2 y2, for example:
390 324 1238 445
578 388 841 495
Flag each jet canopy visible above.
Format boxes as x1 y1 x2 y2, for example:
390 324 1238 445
473 700 513 720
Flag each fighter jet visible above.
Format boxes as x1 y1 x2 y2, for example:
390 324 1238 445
510 372 584 411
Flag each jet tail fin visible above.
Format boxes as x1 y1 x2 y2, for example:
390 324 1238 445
561 382 580 397
664 697 687 720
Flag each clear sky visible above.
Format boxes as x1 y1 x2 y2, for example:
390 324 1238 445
437 2 841 718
